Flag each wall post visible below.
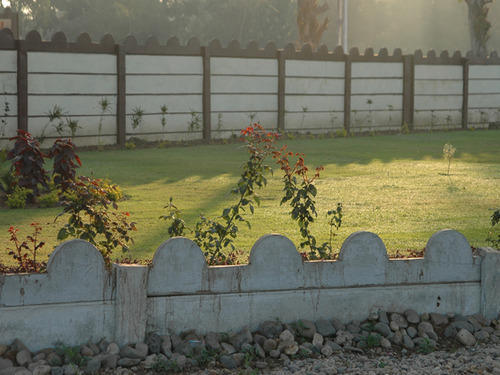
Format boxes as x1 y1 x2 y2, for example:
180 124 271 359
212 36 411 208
277 50 285 133
202 46 211 141
114 264 148 345
462 58 469 129
116 45 126 147
479 247 500 320
343 56 351 134
16 40 27 132
403 55 415 130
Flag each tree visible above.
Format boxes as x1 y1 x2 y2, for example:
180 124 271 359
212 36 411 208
296 0 329 49
465 0 494 56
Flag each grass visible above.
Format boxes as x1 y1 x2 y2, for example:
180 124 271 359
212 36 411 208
0 129 499 265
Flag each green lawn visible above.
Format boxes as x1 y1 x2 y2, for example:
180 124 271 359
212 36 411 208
1 129 499 265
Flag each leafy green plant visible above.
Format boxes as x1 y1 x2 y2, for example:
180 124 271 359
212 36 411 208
486 209 499 248
131 106 144 130
125 141 136 149
163 123 278 265
366 98 373 131
152 357 181 373
360 333 381 349
55 344 85 366
39 105 65 143
217 112 223 133
443 143 456 176
335 128 347 138
416 337 435 354
56 176 137 265
160 197 188 237
1 91 10 137
66 118 80 138
188 110 201 132
326 203 343 256
6 223 47 273
98 97 111 146
401 121 410 134
6 186 32 209
8 130 49 198
38 189 60 208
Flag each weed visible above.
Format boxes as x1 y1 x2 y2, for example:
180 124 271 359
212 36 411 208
329 110 338 129
401 121 410 134
387 104 394 125
486 209 499 248
131 106 144 130
39 105 65 143
188 110 201 132
360 333 381 348
430 110 437 132
55 343 85 366
1 90 10 137
125 141 136 149
217 112 224 133
416 337 435 354
161 105 168 137
160 197 188 237
442 143 456 176
152 357 181 373
366 99 373 131
98 97 111 145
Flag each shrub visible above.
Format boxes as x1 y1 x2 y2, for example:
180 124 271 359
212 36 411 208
38 189 60 208
125 141 136 150
6 186 31 209
486 209 500 249
49 138 82 192
101 179 124 202
56 176 137 265
7 130 49 198
6 223 47 273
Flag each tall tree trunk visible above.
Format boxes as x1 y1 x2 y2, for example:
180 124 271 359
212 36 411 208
465 0 493 56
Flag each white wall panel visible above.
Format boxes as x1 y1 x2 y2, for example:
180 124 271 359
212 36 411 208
0 117 18 139
351 79 403 94
211 57 277 76
414 95 462 110
126 113 202 134
211 111 277 131
0 72 17 93
469 80 500 94
415 80 463 95
212 94 277 111
286 60 344 77
28 52 116 74
126 75 202 94
468 94 500 108
285 77 344 95
29 95 117 116
415 65 462 80
414 110 462 129
469 65 500 79
29 75 116 94
351 95 403 110
285 112 344 130
285 95 343 112
0 50 17 71
126 55 202 75
28 116 116 138
126 95 202 114
352 63 403 78
0 94 17 114
211 76 277 93
350 110 402 128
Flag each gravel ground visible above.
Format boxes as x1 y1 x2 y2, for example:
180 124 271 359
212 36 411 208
192 343 500 375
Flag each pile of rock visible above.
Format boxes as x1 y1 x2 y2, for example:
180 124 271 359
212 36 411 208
0 310 499 374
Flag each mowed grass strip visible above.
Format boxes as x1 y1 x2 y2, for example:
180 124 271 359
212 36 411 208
0 129 498 265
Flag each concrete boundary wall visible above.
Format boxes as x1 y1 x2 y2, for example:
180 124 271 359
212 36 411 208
0 229 499 352
0 29 500 147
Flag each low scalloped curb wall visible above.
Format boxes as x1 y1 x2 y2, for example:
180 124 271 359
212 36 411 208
0 229 498 351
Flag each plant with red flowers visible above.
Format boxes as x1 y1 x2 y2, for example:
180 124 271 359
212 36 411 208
57 176 137 265
49 138 82 192
6 223 47 273
7 130 49 199
162 123 279 265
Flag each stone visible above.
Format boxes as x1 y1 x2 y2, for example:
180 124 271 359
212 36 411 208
413 337 436 349
253 334 266 347
258 320 283 338
390 313 408 329
32 354 45 362
170 335 182 352
405 309 420 324
471 313 490 327
407 327 417 338
205 332 220 351
229 327 253 350
324 341 342 352
117 358 141 367
475 330 490 341
263 338 277 353
97 340 109 354
451 321 474 333
16 350 31 367
221 343 236 355
418 322 435 335
231 353 243 367
390 321 399 331
444 325 458 338
334 330 353 346
284 343 299 356
391 331 403 345
269 350 280 358
254 343 265 359
28 361 47 371
0 346 8 357
0 359 13 371
296 320 316 339
374 322 391 337
346 323 361 334
380 337 391 349
46 353 62 367
79 346 93 358
106 343 119 356
457 328 476 346
134 343 148 358
11 340 28 353
171 353 186 369
240 343 252 353
88 344 99 356
62 364 78 375
430 313 449 326
51 367 63 375
315 319 336 337
255 361 267 369
219 355 237 369
119 346 141 359
468 317 482 332
321 345 333 357
101 354 118 369
378 311 389 325
331 318 346 332
143 354 157 369
298 345 312 356
85 357 101 374
160 335 172 353
278 330 295 349
312 333 324 349
146 333 162 354
402 334 415 350
12 369 31 375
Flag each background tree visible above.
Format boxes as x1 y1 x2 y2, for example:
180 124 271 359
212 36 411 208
296 0 329 49
465 0 493 56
